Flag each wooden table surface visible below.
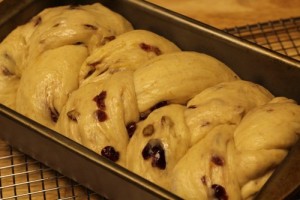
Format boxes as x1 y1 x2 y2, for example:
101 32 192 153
147 0 300 29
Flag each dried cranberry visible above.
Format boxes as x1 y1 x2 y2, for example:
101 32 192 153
2 67 14 76
126 122 136 138
139 101 168 120
83 24 98 30
88 61 101 68
211 184 228 200
211 155 224 166
100 35 116 46
69 5 79 9
201 176 207 185
151 101 168 111
161 116 174 127
93 91 107 110
33 16 42 27
73 42 84 45
53 23 60 28
67 110 80 122
104 35 116 41
143 124 155 136
140 110 151 120
142 141 154 160
84 68 96 79
139 43 162 55
152 148 166 169
95 110 107 122
201 121 211 127
49 107 59 123
4 53 12 60
142 139 166 169
101 146 119 162
84 61 101 79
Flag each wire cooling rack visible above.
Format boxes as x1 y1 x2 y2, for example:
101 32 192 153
0 141 105 200
0 17 300 200
224 17 300 61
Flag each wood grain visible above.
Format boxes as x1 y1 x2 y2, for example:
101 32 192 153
147 0 300 29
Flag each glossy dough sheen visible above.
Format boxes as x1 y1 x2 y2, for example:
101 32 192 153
16 45 88 129
0 3 299 200
1 3 133 128
126 104 191 188
134 52 239 112
57 70 139 165
78 29 180 85
0 24 36 109
171 97 300 199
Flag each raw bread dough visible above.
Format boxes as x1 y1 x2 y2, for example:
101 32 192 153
0 3 299 200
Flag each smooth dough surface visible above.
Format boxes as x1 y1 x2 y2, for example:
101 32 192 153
171 124 240 200
0 3 299 200
134 51 239 113
233 97 300 199
185 80 274 145
0 24 36 109
79 30 181 85
171 97 300 200
2 2 133 128
16 45 88 129
57 71 139 166
26 3 133 64
126 104 190 189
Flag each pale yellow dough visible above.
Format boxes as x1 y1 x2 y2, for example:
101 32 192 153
233 97 300 199
16 45 88 129
126 80 274 195
0 24 35 109
0 3 299 200
57 30 180 165
126 104 190 189
171 124 239 199
26 3 133 64
185 80 274 145
0 2 132 128
57 71 139 166
79 29 181 85
171 97 300 200
134 51 239 113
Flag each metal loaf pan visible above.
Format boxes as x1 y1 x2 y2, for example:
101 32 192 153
0 0 300 199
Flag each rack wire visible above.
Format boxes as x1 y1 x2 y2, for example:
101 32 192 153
224 17 300 61
0 17 300 199
0 141 105 200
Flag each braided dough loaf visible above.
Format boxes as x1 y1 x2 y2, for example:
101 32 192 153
0 3 133 129
171 97 300 199
0 21 36 109
78 29 181 85
0 3 299 200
